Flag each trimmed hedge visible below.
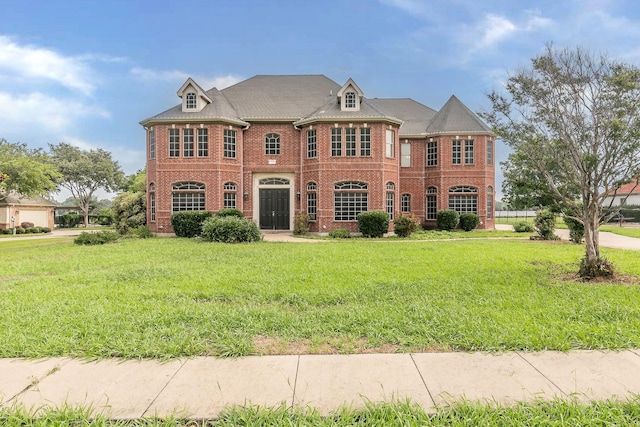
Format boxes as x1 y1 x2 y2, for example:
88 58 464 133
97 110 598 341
513 221 534 233
357 211 389 238
437 210 459 231
170 211 213 238
459 213 480 232
201 216 261 243
216 208 244 218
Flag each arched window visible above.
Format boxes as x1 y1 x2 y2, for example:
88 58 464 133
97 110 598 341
149 183 156 221
401 194 411 213
426 187 437 220
223 182 237 209
265 133 280 155
386 182 395 220
307 182 317 220
186 92 197 109
334 181 367 221
345 91 356 108
448 186 478 214
172 181 205 212
259 178 290 185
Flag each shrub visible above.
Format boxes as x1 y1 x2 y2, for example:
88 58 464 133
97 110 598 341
357 211 389 238
112 191 145 235
513 221 534 233
293 211 310 236
393 214 419 238
201 216 261 243
216 208 244 218
534 209 558 240
459 213 480 231
563 216 585 244
2 228 12 234
437 210 459 231
131 225 154 239
20 222 34 229
26 227 40 234
41 227 52 233
170 211 213 238
57 212 82 228
15 227 25 234
328 228 351 239
74 230 120 245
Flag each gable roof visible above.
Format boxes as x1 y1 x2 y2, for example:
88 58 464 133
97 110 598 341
337 78 364 101
613 180 640 195
0 192 57 207
177 77 212 104
426 95 493 135
141 75 493 138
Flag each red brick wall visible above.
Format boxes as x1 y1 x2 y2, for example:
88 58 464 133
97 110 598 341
146 122 495 233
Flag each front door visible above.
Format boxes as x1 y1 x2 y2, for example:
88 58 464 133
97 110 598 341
259 189 290 230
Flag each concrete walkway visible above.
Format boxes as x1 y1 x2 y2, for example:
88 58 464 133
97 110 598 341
2 350 640 419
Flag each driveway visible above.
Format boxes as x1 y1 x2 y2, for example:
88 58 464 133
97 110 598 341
496 224 640 250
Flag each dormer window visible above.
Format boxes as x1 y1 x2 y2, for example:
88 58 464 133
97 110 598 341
177 78 212 113
337 78 364 112
186 92 197 109
345 92 356 109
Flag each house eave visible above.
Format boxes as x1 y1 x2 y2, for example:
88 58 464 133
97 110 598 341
425 130 496 138
294 116 403 127
140 117 250 128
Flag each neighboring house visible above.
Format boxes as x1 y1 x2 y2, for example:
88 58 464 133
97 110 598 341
0 192 56 230
603 180 640 206
140 75 496 234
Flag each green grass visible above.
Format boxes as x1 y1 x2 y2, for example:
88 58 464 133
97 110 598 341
1 237 640 359
2 399 640 426
601 225 640 238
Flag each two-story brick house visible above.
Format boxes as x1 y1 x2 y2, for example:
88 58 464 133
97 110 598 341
140 75 495 234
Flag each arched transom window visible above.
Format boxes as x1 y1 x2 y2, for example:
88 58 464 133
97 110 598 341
448 186 478 214
334 181 368 221
172 181 205 212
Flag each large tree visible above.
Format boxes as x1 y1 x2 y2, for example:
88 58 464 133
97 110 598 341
0 139 60 200
49 143 124 226
482 44 640 278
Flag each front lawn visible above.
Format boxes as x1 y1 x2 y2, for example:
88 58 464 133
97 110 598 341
1 237 640 359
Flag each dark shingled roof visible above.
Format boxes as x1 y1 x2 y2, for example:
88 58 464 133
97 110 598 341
141 75 493 138
426 95 493 134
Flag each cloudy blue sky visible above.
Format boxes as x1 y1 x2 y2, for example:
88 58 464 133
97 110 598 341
2 0 640 201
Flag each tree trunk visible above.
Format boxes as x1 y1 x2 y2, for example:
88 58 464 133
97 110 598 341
580 200 614 278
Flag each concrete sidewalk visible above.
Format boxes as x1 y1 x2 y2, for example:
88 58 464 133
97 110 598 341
2 350 640 419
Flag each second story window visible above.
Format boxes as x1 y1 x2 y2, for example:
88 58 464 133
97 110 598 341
401 142 411 167
487 140 493 165
331 128 342 156
345 128 356 156
198 128 208 157
224 129 236 158
169 128 180 157
183 128 194 157
452 140 461 164
427 141 437 166
386 129 395 158
360 128 371 156
307 129 317 158
465 139 474 164
149 129 155 159
186 92 197 109
265 133 280 155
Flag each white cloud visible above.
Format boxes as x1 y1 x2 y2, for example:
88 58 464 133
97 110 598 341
0 35 96 94
130 67 243 89
62 135 145 175
0 91 109 133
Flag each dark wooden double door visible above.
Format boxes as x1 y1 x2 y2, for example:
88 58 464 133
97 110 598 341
259 189 289 230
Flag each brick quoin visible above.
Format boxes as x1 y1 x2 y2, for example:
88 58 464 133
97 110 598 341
142 76 495 234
